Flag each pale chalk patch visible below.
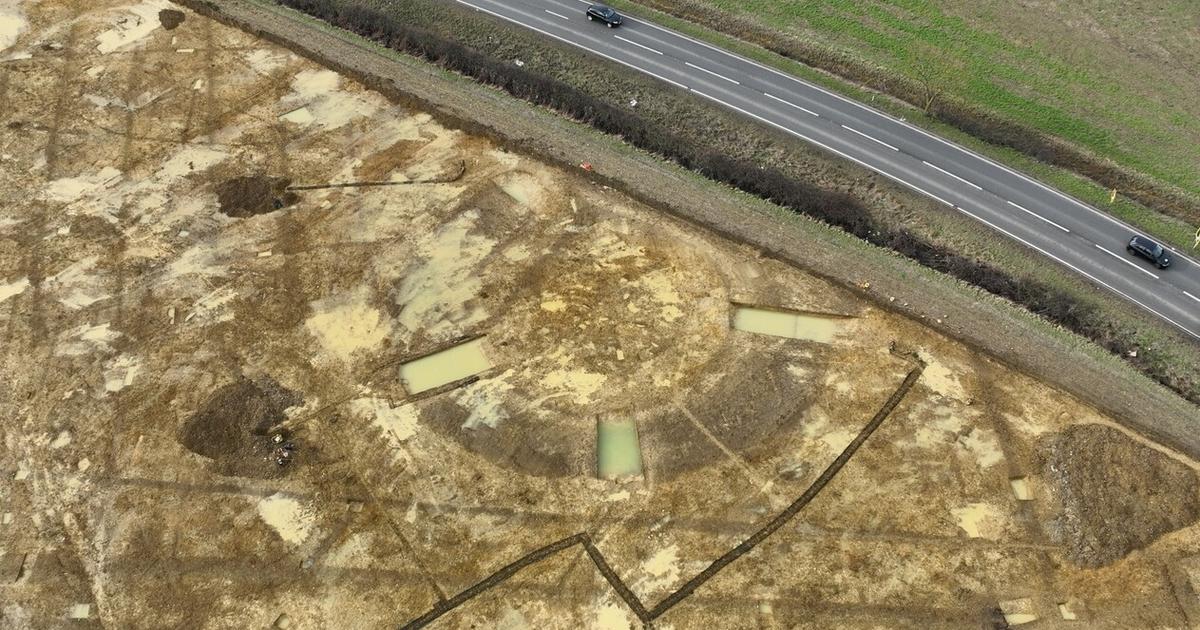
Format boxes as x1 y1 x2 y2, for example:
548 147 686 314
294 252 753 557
243 48 289 74
917 349 968 401
951 502 1003 539
154 145 227 182
958 427 1004 468
306 289 392 362
256 493 314 545
68 604 91 620
49 431 71 449
95 1 172 54
103 355 141 393
591 602 633 630
640 544 681 592
453 372 515 430
57 323 120 356
0 0 29 51
396 209 495 337
502 244 531 262
47 257 109 310
0 276 28 303
540 296 568 312
541 367 606 406
279 107 314 125
350 397 418 462
42 166 122 204
281 68 381 129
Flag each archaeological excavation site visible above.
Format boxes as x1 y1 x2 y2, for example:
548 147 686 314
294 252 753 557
3 2 1200 629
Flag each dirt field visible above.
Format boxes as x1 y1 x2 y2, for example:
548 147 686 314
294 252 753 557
3 2 1200 628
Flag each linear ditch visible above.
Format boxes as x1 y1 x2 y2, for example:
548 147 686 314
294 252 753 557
399 363 923 628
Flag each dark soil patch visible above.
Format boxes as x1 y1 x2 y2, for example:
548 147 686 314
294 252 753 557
215 175 299 218
159 9 186 30
179 377 303 478
1041 423 1200 567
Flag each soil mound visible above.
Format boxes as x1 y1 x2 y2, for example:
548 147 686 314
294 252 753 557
215 175 298 218
159 9 185 30
1043 424 1200 567
180 377 302 478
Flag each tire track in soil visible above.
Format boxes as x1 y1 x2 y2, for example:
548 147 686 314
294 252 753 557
401 364 924 628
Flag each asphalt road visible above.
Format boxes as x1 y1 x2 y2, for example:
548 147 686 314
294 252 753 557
453 0 1200 341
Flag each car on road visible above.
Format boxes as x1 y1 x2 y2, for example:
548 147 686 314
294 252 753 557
586 5 623 28
1127 234 1171 269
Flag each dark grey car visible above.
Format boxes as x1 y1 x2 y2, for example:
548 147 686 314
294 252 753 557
1127 234 1171 269
586 4 622 27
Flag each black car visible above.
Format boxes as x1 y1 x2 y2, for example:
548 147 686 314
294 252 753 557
1127 234 1171 269
586 4 622 27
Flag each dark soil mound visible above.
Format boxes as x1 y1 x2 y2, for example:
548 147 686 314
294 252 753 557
180 377 302 478
215 175 298 218
1042 424 1200 567
158 9 185 30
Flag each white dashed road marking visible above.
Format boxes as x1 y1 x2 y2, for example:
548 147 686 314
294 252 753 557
685 61 740 85
922 160 982 191
763 92 819 116
1006 200 1071 233
841 125 899 151
614 35 662 55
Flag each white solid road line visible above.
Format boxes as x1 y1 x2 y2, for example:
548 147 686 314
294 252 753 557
1185 291 1200 305
614 34 662 55
762 92 818 116
455 0 691 91
473 0 1200 339
685 61 740 85
922 160 982 191
841 125 899 151
687 87 956 208
953 205 1199 340
1006 200 1070 233
620 10 1200 269
1094 244 1159 279
544 9 570 19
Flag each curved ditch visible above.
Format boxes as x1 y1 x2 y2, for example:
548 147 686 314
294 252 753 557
400 361 924 628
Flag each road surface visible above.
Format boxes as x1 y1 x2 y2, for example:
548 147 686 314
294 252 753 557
453 0 1200 340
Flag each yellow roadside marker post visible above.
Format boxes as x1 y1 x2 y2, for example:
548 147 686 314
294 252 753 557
1194 227 1200 250
1109 188 1118 203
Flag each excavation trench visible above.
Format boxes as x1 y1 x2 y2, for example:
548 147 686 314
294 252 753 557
400 361 924 628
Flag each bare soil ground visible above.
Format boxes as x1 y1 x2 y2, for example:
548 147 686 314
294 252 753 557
2 2 1200 629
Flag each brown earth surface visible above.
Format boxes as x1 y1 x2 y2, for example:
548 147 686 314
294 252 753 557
1 2 1200 629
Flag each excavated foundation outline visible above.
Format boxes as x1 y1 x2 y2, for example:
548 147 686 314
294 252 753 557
401 363 924 628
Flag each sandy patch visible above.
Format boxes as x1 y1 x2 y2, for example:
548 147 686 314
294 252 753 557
57 323 120 356
0 276 28 303
591 602 632 630
454 373 515 430
42 167 123 205
256 493 314 545
281 68 381 129
47 257 109 310
540 366 607 406
352 397 419 444
395 209 495 337
0 0 28 52
103 355 141 393
305 289 392 362
950 502 1004 539
96 1 171 54
917 349 968 401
